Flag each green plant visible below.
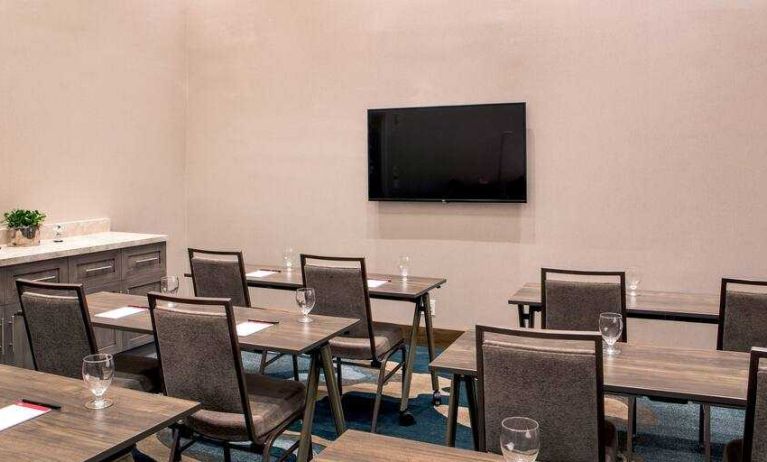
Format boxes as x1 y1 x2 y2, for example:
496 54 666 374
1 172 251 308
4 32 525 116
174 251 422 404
2 209 47 229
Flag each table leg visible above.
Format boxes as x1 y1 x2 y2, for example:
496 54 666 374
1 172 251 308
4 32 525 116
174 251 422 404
398 305 422 425
516 304 528 327
297 352 320 462
626 395 635 461
319 344 346 435
421 293 442 405
703 404 711 462
464 376 480 451
445 374 461 447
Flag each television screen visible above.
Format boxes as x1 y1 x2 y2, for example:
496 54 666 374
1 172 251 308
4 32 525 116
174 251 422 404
368 102 526 203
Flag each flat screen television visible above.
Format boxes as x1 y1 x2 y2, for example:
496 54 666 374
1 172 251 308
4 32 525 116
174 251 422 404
368 102 526 203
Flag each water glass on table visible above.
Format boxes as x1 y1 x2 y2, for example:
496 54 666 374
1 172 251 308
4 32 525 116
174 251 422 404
296 287 316 323
398 256 410 279
501 416 540 462
599 312 624 356
284 247 295 271
161 275 180 307
627 266 641 297
82 354 115 409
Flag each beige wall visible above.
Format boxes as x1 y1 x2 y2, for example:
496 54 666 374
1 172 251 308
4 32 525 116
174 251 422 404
0 1 189 274
185 0 767 347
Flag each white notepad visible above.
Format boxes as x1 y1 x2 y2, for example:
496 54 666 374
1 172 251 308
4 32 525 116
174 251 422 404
246 270 277 278
95 306 146 319
236 321 275 337
367 279 388 288
0 402 50 432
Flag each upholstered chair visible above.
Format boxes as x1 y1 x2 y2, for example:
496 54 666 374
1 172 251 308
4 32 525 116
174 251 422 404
301 254 407 432
476 325 618 462
188 248 298 379
148 292 306 462
718 278 767 353
16 279 160 392
724 347 767 462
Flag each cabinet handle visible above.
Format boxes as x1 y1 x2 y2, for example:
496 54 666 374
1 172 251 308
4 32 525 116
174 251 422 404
9 316 14 352
85 265 113 273
135 256 159 264
32 275 56 282
1 315 4 354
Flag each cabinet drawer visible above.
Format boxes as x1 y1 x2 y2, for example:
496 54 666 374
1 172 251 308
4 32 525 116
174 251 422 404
69 250 121 289
122 243 166 279
4 259 69 304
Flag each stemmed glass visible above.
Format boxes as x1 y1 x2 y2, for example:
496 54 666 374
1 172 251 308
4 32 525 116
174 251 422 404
500 417 540 462
627 266 641 297
161 276 180 307
296 288 316 323
398 256 410 280
284 248 296 271
82 354 115 409
599 312 624 356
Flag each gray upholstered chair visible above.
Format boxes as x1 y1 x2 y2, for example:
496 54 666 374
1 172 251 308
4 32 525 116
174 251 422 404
724 347 767 462
541 268 627 341
188 248 298 379
476 325 618 462
300 254 407 432
147 292 306 462
16 279 160 392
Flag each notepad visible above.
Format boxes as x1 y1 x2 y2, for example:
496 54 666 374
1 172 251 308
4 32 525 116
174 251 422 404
0 402 51 432
367 279 388 288
236 321 275 337
95 306 146 319
247 270 277 278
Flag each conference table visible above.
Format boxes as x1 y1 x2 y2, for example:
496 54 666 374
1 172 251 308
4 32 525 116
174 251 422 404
87 291 359 462
316 430 504 462
189 263 448 414
430 330 749 461
509 283 721 326
0 363 200 461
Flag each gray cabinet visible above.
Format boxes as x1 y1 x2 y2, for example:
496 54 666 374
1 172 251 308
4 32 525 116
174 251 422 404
0 241 166 369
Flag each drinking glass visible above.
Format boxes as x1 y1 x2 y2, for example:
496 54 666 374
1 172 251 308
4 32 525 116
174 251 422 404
627 266 641 297
161 275 180 307
296 288 316 323
283 247 296 271
500 417 540 462
398 256 411 279
82 354 115 409
599 312 624 356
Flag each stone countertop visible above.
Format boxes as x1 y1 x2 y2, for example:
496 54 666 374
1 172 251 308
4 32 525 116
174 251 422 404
0 232 167 267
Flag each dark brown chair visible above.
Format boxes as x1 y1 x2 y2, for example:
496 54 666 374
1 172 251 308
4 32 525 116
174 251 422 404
148 292 306 462
300 254 406 432
541 268 627 341
188 248 298 379
476 325 618 461
16 279 160 392
723 347 767 462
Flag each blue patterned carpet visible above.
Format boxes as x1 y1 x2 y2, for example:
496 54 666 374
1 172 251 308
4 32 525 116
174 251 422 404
155 346 744 461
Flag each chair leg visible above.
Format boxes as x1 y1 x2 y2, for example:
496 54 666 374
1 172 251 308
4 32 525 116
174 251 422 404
223 443 232 462
292 354 300 381
371 356 390 433
336 358 343 396
262 439 273 462
698 403 705 446
168 427 182 462
259 350 268 374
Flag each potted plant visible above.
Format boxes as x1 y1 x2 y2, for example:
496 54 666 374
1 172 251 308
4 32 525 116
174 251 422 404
2 209 47 246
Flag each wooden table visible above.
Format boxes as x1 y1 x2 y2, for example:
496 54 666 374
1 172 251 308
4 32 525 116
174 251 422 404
509 283 720 326
315 430 504 462
430 330 749 461
203 263 448 416
87 291 359 462
0 364 200 462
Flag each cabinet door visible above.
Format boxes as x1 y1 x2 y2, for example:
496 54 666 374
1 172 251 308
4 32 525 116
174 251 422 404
121 276 160 350
7 303 34 369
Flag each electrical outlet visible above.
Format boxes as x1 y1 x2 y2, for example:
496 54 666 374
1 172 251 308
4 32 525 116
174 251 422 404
430 298 437 316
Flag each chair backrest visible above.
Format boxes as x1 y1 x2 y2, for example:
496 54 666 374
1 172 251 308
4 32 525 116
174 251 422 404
16 280 97 379
718 278 767 352
300 254 375 351
743 347 767 461
188 248 251 307
147 292 256 441
476 325 606 462
541 268 627 342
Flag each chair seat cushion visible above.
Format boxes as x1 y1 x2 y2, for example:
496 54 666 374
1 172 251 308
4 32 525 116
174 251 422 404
186 373 306 442
724 438 742 462
113 353 161 393
330 323 403 360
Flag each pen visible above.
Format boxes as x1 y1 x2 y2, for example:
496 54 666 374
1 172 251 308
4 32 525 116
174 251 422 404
21 398 61 410
248 319 278 324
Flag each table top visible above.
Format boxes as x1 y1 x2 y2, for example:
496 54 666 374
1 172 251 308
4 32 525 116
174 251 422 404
0 364 199 462
87 292 359 355
242 264 446 300
509 282 720 322
315 430 504 462
430 330 750 407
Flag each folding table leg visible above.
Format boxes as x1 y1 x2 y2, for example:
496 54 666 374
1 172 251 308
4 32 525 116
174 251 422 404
319 344 346 435
421 293 442 405
464 376 480 451
297 352 320 462
703 404 711 462
626 395 636 461
445 374 461 447
398 305 422 425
